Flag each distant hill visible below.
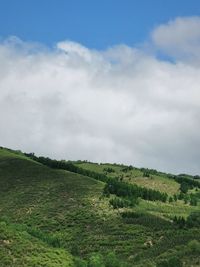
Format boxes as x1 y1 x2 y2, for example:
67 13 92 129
0 147 200 267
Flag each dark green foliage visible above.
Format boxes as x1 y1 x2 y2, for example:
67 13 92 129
143 171 150 177
174 211 200 229
25 154 109 183
88 253 104 267
121 165 134 172
25 153 168 203
109 197 138 209
173 194 178 201
140 168 158 176
74 258 87 267
183 195 189 204
174 175 200 189
74 252 127 267
106 179 168 202
180 182 190 193
178 192 184 200
186 211 200 228
187 240 200 254
190 196 198 206
104 252 121 267
157 259 169 267
103 167 115 173
121 212 173 230
173 216 186 229
157 256 183 267
103 184 110 197
168 257 183 267
27 226 61 247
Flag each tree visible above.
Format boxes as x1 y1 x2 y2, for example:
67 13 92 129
157 257 183 267
190 197 197 206
104 252 120 267
180 182 189 193
173 194 178 202
88 253 105 267
168 257 183 267
74 258 87 267
187 240 200 254
183 195 189 204
186 211 200 228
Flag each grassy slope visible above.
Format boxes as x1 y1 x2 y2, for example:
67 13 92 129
76 162 180 195
0 149 200 266
75 162 200 218
0 222 73 267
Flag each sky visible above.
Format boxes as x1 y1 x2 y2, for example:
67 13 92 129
0 1 200 174
1 0 200 48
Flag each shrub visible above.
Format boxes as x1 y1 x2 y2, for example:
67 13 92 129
186 211 200 228
103 167 115 173
157 257 183 267
109 197 138 209
88 253 105 267
190 197 197 206
74 257 87 267
168 257 183 267
187 240 200 254
104 252 120 267
173 216 186 229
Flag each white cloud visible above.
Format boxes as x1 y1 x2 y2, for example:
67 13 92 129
152 16 200 61
0 18 200 175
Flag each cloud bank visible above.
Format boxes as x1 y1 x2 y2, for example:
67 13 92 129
0 17 200 174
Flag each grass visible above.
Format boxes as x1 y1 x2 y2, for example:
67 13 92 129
133 199 199 219
0 148 199 266
75 162 180 195
127 175 180 195
0 221 74 267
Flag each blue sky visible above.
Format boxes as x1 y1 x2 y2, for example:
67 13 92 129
1 0 200 48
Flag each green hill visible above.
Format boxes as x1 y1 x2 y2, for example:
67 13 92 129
0 147 200 266
74 162 180 195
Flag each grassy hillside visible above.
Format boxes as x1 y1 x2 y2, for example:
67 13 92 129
0 221 74 267
75 162 180 195
0 148 200 266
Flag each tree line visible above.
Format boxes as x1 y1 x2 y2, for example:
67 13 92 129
103 178 168 202
25 153 168 203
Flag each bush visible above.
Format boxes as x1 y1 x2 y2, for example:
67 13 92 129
173 216 186 228
157 260 168 267
103 167 115 173
186 211 200 228
190 197 197 206
105 179 168 202
74 257 87 267
180 182 189 193
88 253 105 267
109 197 138 209
157 257 183 267
104 252 120 267
121 211 172 230
168 257 183 267
187 240 200 254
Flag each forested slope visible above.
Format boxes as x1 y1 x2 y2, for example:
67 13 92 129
0 147 200 267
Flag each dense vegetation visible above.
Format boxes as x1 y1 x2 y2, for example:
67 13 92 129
0 147 200 266
24 154 168 202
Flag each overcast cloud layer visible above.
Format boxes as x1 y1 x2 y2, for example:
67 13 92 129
0 17 200 174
